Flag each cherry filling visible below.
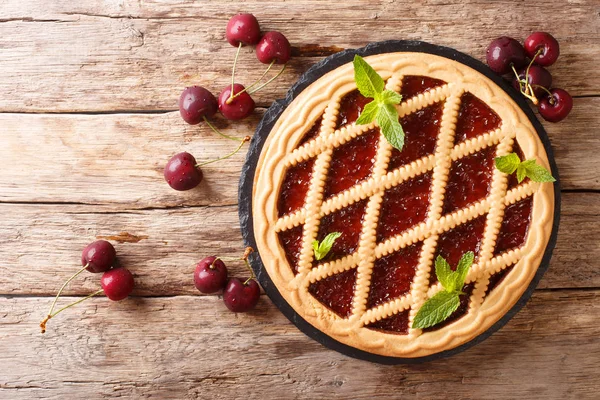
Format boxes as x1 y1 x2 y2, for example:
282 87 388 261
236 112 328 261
308 268 357 318
507 141 529 190
387 102 444 171
485 265 515 297
400 75 446 99
336 90 372 129
278 158 315 217
277 225 304 275
365 309 410 335
298 116 323 147
376 172 432 243
454 92 501 144
367 242 423 309
423 283 474 332
323 129 379 198
442 146 497 215
493 196 533 256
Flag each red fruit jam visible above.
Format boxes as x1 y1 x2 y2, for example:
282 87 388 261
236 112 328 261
485 264 515 297
424 283 474 332
298 116 323 147
278 158 315 217
277 225 304 275
336 90 372 129
376 172 432 243
367 242 423 309
506 140 529 190
308 268 357 318
493 196 533 256
454 92 501 144
366 309 410 334
400 75 446 99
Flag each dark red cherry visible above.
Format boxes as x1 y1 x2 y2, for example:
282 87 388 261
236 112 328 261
226 13 261 47
164 152 203 191
256 31 291 64
512 65 552 99
538 88 573 123
81 240 116 273
218 84 255 120
101 267 135 301
223 278 260 312
524 32 560 67
179 86 218 125
486 37 527 74
194 256 228 294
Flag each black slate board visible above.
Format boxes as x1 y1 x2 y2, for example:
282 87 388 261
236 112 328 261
238 40 561 364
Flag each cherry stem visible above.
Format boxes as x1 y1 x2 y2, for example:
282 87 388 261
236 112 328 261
248 64 286 95
532 84 554 103
46 263 89 319
214 247 255 284
40 289 104 334
229 42 242 101
202 116 243 142
226 60 277 105
196 136 251 167
511 65 538 105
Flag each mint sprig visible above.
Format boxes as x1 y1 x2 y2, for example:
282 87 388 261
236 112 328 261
312 232 342 261
495 153 556 183
352 55 405 151
412 252 474 330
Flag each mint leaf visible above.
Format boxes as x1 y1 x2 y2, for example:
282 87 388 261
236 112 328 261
454 251 474 291
355 100 379 125
313 232 342 261
523 159 556 182
495 153 521 174
435 256 455 292
412 291 461 329
380 89 402 105
516 164 527 183
352 55 384 99
376 103 405 150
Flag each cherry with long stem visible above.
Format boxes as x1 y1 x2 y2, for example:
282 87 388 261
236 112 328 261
511 49 543 104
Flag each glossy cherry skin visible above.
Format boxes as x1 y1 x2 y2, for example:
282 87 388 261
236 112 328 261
538 88 573 123
256 31 291 64
194 256 228 294
223 278 260 312
486 37 527 74
512 65 552 99
226 13 261 47
218 84 255 120
81 240 116 273
164 152 203 191
101 267 135 301
179 86 218 125
524 32 560 67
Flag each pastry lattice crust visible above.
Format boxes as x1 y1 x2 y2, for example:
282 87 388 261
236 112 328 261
252 52 554 357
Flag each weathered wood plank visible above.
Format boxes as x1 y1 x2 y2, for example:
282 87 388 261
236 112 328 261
0 192 597 296
1 291 598 399
0 0 598 112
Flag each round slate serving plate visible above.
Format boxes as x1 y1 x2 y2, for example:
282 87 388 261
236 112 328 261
238 40 561 364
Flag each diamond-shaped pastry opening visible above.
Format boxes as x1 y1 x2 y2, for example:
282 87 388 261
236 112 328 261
366 242 423 309
278 158 316 217
442 145 497 215
387 102 444 171
506 141 529 191
493 196 533 256
400 75 446 99
453 92 501 145
308 268 357 318
365 309 410 335
485 264 515 298
297 115 324 148
430 215 488 286
335 89 373 130
423 283 475 332
277 225 305 275
376 172 433 243
313 199 368 265
323 128 380 199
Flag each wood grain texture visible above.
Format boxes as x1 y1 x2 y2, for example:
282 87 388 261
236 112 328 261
1 292 599 400
0 1 598 112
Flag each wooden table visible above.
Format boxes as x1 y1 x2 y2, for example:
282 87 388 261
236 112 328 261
1 1 599 398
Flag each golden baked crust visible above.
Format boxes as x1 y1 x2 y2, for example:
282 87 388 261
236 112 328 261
252 52 554 357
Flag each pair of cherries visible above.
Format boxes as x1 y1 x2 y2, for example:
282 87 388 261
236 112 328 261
40 240 135 333
486 32 572 122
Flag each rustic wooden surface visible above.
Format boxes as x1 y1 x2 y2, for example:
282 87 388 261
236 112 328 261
1 1 599 399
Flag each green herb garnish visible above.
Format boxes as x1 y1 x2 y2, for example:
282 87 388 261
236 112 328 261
495 153 556 183
412 252 474 330
312 232 342 261
352 55 405 151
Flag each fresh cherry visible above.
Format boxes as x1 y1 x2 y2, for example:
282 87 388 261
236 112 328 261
164 152 203 191
226 13 261 47
538 88 573 123
194 256 228 294
179 86 218 125
512 65 552 99
218 84 255 120
486 37 527 74
524 32 560 67
256 31 291 64
223 277 260 312
101 267 135 301
81 240 116 273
